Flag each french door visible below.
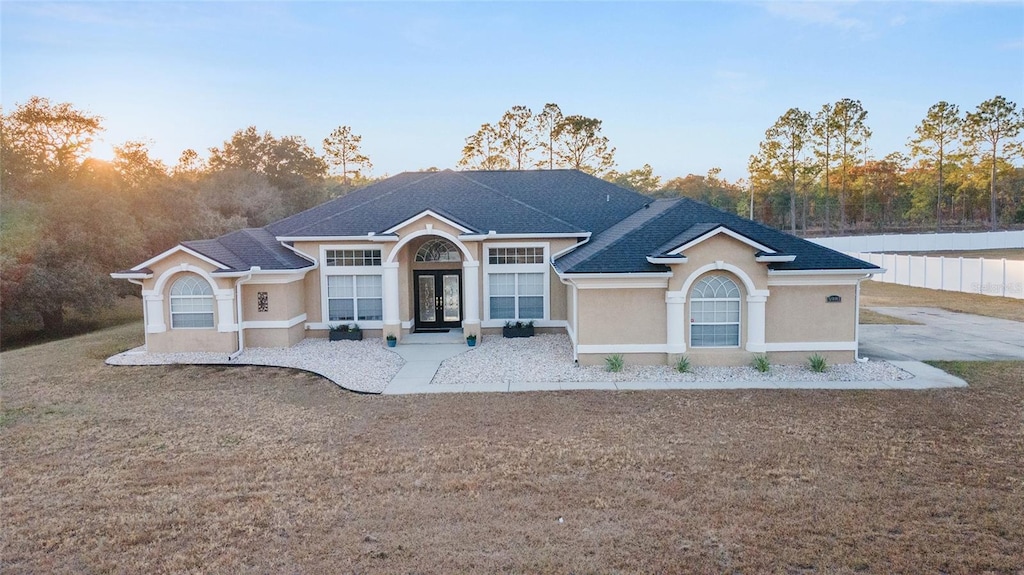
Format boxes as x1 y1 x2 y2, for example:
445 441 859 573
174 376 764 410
414 270 462 331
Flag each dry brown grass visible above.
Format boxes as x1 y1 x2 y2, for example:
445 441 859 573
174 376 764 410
858 308 921 325
3 323 1023 573
861 280 1024 323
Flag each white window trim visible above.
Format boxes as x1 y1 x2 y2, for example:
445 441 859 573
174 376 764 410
169 276 216 330
689 276 742 349
319 245 385 328
482 242 550 326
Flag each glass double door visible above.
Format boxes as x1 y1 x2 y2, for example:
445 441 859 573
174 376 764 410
414 270 461 331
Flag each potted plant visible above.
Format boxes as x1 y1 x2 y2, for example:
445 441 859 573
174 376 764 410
386 334 397 348
466 334 477 347
329 323 363 341
502 320 535 338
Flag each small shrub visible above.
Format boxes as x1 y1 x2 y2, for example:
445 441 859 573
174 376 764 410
752 354 770 373
386 334 397 342
808 353 828 373
605 354 624 373
675 355 691 373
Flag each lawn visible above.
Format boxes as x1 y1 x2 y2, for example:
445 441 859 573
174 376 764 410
2 323 1022 573
861 279 1024 323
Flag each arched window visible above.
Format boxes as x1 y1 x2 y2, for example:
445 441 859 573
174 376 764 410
170 276 215 329
415 238 461 262
690 275 740 347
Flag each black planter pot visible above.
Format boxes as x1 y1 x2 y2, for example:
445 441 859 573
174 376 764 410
329 330 363 341
502 325 535 338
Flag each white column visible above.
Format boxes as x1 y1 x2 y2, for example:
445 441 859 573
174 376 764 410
665 293 686 354
382 262 401 327
745 294 767 353
463 260 480 326
143 293 166 333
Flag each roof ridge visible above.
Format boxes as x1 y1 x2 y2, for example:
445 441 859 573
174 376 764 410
455 171 584 232
560 199 681 266
240 228 299 268
276 171 442 236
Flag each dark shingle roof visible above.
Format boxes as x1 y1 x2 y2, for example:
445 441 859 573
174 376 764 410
553 197 880 274
266 169 650 238
182 228 313 273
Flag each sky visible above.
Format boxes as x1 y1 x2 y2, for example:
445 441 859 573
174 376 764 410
2 1 1022 183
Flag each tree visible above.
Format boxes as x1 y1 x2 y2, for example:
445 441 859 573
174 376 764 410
534 103 563 169
831 98 870 232
749 108 812 233
113 140 168 191
208 127 327 213
495 106 535 170
812 103 838 233
963 96 1024 230
552 115 616 175
1 97 103 195
606 164 661 194
909 101 961 230
322 125 372 184
458 123 510 170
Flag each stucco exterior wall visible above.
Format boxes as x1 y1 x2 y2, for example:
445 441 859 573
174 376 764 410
577 288 666 345
245 322 305 348
766 284 857 343
241 281 305 321
667 234 769 293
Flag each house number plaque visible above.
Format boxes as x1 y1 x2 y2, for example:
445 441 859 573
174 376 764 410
826 295 841 303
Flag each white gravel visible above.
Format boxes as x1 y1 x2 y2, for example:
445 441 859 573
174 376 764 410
107 338 404 394
431 334 912 385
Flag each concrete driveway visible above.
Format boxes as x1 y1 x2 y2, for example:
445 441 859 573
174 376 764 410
860 307 1024 361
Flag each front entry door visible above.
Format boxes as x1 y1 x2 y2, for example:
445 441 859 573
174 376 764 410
414 270 462 331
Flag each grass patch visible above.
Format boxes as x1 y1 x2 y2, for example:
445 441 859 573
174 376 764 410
2 325 1023 573
858 308 922 325
604 353 624 372
860 280 1024 322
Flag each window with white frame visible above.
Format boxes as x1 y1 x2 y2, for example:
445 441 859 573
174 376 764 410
327 275 383 321
485 245 547 321
325 249 381 267
169 276 214 329
415 238 461 262
689 275 741 347
488 247 544 265
488 272 544 319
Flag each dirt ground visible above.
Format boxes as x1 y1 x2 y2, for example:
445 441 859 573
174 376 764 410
2 323 1022 573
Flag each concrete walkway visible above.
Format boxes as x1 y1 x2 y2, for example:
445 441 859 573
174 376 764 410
860 307 1024 361
384 343 469 394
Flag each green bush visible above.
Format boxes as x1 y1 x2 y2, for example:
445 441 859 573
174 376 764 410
752 354 770 373
675 355 691 373
605 354 624 373
808 353 828 373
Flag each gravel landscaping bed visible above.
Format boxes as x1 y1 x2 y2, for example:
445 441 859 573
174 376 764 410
107 338 404 393
432 334 912 385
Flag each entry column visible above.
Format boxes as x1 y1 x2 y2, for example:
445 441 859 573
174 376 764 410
382 262 401 338
463 260 480 334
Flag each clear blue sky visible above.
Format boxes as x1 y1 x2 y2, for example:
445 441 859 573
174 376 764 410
3 1 1022 182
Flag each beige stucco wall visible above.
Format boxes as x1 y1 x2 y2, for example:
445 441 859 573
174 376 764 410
577 288 666 345
666 234 769 293
141 251 238 354
241 281 305 321
766 284 857 343
245 322 305 348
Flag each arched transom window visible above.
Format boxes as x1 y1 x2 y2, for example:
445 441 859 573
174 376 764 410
170 276 215 329
690 275 740 347
415 238 461 262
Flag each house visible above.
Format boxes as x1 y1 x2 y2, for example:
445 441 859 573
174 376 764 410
112 169 881 366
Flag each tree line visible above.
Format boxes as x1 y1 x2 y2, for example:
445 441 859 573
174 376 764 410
747 96 1024 234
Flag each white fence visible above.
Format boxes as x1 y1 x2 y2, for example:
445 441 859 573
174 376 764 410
850 252 1024 299
813 230 1024 253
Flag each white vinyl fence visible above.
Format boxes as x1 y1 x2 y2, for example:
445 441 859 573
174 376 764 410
850 252 1024 299
813 230 1024 253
